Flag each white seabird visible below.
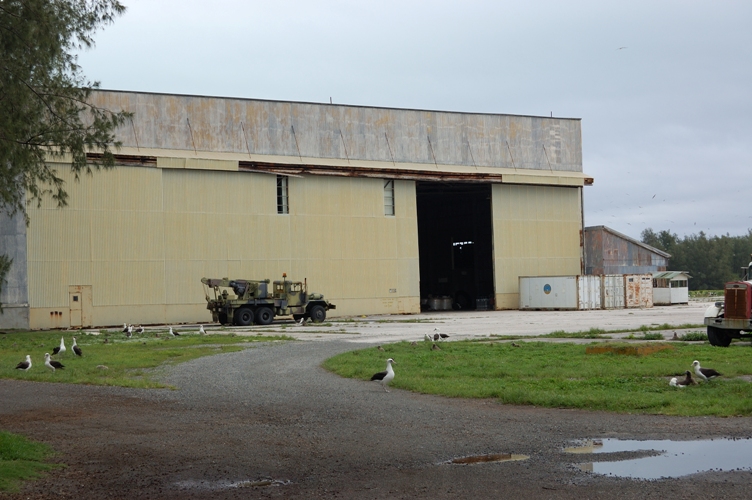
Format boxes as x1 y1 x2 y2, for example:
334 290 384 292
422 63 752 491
669 377 681 388
72 337 82 357
44 353 65 372
52 337 66 356
122 323 128 333
199 325 206 335
15 355 32 371
424 333 432 342
169 326 179 336
137 326 145 334
435 327 449 340
126 325 133 338
692 360 721 382
370 358 395 392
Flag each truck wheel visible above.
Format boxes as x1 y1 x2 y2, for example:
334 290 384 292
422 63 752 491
236 307 254 327
256 307 274 325
218 312 228 325
309 305 326 323
707 326 732 347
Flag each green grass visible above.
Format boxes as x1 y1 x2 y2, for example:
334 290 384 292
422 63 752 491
680 331 709 342
541 328 607 339
0 329 292 388
323 341 752 416
0 431 62 492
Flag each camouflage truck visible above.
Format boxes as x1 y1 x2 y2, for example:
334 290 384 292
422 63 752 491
201 275 335 326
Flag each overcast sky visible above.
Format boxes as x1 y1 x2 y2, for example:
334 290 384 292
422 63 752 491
76 0 752 240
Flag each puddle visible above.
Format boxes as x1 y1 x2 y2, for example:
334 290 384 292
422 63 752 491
447 453 529 465
566 438 752 479
175 478 291 491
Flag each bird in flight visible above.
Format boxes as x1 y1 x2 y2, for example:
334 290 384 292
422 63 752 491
617 46 627 50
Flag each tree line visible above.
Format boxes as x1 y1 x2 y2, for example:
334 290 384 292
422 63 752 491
641 228 752 290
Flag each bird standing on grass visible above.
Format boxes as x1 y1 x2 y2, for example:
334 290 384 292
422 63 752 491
424 333 432 342
52 337 66 356
371 358 395 392
199 325 206 335
692 360 721 382
169 327 180 336
44 353 64 372
15 355 31 371
72 337 82 357
137 326 145 334
126 325 133 338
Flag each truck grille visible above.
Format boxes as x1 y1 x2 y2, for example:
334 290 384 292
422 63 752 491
725 283 751 320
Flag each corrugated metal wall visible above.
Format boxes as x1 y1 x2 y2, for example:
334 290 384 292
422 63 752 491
26 164 420 328
492 184 582 309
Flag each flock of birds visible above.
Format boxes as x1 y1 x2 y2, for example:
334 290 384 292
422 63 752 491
14 336 82 373
371 328 727 394
14 323 208 374
669 360 722 387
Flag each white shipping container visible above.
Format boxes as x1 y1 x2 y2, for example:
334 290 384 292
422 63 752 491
602 275 626 309
519 276 578 310
519 276 602 310
577 275 602 310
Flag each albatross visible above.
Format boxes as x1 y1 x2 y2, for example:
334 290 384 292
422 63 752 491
72 337 82 357
199 325 206 335
15 355 31 371
434 327 449 340
692 360 721 382
672 370 696 387
52 336 66 356
370 358 396 392
44 353 65 372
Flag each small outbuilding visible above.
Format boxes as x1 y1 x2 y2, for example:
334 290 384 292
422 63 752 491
652 271 690 305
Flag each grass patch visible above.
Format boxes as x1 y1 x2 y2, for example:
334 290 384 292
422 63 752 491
680 331 709 342
541 328 606 339
323 341 752 416
0 431 62 492
0 329 292 388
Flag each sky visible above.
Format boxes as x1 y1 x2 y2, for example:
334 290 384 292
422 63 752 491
76 0 752 240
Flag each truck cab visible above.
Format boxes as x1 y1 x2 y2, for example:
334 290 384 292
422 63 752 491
704 259 752 346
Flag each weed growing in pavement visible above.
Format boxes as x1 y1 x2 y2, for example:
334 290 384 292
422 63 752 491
541 328 606 339
323 340 752 417
627 332 665 340
679 331 709 342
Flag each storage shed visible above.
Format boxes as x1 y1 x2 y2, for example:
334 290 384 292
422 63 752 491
0 90 592 329
584 226 670 275
652 271 690 305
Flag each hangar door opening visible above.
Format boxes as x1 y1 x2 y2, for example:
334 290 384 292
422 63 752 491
416 182 494 311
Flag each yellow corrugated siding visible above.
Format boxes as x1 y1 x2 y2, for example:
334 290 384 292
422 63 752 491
492 184 582 308
26 164 421 327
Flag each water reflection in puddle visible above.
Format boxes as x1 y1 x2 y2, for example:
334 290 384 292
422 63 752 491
565 438 752 479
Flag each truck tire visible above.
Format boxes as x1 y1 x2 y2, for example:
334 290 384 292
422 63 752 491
218 312 228 325
236 307 254 327
256 307 274 325
309 305 326 323
707 326 732 347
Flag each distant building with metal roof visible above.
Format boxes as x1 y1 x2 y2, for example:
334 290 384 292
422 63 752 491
584 225 670 275
652 271 690 305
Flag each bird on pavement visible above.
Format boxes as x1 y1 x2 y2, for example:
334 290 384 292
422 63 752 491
52 337 66 356
44 353 65 372
435 327 449 340
72 337 82 356
692 360 721 382
15 355 31 371
370 358 396 392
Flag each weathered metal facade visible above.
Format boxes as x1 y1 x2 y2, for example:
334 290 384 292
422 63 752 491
0 90 589 329
584 225 669 275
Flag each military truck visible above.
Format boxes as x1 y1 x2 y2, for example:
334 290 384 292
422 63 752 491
201 275 335 326
703 257 752 346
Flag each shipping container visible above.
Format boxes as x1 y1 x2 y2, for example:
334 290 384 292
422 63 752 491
602 274 626 309
519 275 602 310
625 274 653 308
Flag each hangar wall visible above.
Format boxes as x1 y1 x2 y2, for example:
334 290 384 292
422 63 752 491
492 184 583 309
25 162 419 329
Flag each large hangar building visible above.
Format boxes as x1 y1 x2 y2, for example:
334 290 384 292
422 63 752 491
0 90 591 329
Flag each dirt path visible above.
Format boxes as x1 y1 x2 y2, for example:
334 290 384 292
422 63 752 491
3 305 752 499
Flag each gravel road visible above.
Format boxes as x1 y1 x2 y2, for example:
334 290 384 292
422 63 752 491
3 305 752 499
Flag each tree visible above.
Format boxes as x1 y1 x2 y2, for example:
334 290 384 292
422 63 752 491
0 0 129 308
